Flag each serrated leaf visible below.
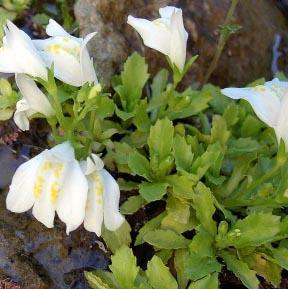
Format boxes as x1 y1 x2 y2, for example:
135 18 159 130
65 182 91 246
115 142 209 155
165 174 196 199
221 251 259 289
148 118 174 163
94 95 115 119
139 182 168 202
109 246 139 289
210 115 230 146
188 273 219 289
120 195 146 215
193 182 217 236
133 100 151 132
143 229 189 249
116 52 149 112
135 213 166 246
101 220 131 253
218 213 281 248
128 151 151 180
85 271 114 289
146 256 178 289
151 69 169 98
173 134 194 172
175 249 190 289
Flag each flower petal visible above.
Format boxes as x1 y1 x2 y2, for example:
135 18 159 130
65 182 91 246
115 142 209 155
169 8 188 70
80 32 98 84
159 6 180 18
6 153 43 213
84 175 104 236
101 170 124 231
13 99 31 130
56 160 88 234
37 48 83 86
275 93 288 146
221 87 280 127
0 47 20 73
4 21 47 79
49 141 75 162
16 74 54 117
265 78 288 99
127 15 170 55
46 19 70 37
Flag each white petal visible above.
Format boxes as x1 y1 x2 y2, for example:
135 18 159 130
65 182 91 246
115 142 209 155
16 74 54 117
159 6 180 18
265 78 288 99
84 175 104 236
32 185 56 229
221 87 280 127
49 141 75 162
127 15 170 55
169 8 188 70
80 32 98 84
101 170 124 231
6 153 43 212
275 92 288 146
56 160 88 234
4 21 47 79
46 19 70 37
0 47 20 73
13 99 31 130
38 49 83 86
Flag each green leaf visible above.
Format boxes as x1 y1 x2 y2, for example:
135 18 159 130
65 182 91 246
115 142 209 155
173 134 194 172
101 220 131 253
165 174 196 199
186 227 221 280
218 213 281 248
116 52 149 111
210 115 230 146
168 87 211 120
148 118 174 163
146 256 178 289
151 69 169 98
175 250 190 289
120 195 146 215
193 182 217 236
188 273 219 289
85 271 115 289
227 138 261 157
241 115 263 137
128 151 151 180
135 213 166 246
94 95 115 119
161 196 196 233
143 229 189 249
139 182 168 202
109 246 139 289
223 103 239 127
133 100 151 132
221 251 259 289
271 246 288 270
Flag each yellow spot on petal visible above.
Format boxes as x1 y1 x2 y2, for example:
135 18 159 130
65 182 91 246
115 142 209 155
34 175 45 198
50 181 60 203
41 160 53 173
53 162 64 178
91 173 104 197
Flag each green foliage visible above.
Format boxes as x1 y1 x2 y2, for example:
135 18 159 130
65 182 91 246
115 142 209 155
0 79 19 121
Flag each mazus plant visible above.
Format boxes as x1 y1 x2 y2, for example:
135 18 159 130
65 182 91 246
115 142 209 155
1 5 288 289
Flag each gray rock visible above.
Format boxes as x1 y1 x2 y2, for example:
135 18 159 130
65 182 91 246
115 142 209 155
74 0 288 87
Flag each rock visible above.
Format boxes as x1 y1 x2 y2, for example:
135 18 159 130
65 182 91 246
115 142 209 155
74 0 288 87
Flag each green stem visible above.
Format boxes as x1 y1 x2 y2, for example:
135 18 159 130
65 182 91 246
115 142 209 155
202 0 240 84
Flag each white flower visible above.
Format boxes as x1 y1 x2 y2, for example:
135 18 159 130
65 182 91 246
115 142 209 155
14 74 54 131
221 78 288 147
33 19 97 87
127 6 188 71
0 20 47 79
6 142 88 234
80 154 125 236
